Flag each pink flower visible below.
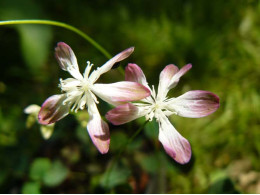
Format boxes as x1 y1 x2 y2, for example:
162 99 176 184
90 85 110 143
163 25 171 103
38 43 150 154
106 63 219 164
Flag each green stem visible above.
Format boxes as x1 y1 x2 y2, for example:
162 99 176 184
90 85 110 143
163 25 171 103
105 120 148 189
0 19 112 59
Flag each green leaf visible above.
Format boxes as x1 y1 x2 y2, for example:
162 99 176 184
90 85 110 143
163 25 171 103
110 132 128 152
208 177 240 194
18 25 52 73
101 164 131 189
29 158 51 181
76 126 90 144
144 118 158 140
43 160 69 187
139 153 159 174
0 0 52 73
22 181 41 194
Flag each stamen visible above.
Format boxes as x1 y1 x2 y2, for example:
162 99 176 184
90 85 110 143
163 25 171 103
151 85 156 100
90 91 99 104
83 61 94 78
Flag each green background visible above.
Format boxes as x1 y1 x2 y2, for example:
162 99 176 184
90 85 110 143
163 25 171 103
0 0 259 193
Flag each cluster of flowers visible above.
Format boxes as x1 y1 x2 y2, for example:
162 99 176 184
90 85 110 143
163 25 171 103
36 42 219 164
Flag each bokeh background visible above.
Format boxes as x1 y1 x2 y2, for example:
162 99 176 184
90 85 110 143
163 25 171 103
0 0 259 193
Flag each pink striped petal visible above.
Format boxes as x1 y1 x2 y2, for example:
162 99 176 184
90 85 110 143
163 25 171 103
157 64 179 100
89 47 134 82
106 103 140 125
38 95 70 125
125 63 150 90
55 42 83 80
168 64 192 90
158 116 191 164
92 81 151 106
87 99 110 154
168 90 220 118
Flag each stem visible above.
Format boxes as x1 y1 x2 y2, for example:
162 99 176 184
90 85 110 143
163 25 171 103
105 120 149 188
0 19 112 59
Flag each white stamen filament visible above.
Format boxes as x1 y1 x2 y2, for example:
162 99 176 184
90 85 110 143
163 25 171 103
58 61 98 112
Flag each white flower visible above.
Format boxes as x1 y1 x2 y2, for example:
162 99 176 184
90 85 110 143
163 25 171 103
38 43 150 154
24 104 55 139
106 63 219 163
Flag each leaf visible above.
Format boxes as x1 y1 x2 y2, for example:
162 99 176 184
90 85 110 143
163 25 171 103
29 158 51 181
208 177 240 194
43 160 69 187
139 153 159 174
22 181 41 194
101 164 131 189
110 131 128 152
144 118 159 140
0 0 53 73
76 126 90 144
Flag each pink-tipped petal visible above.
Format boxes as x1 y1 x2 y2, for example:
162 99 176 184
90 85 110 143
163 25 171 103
157 64 179 100
168 64 192 90
87 98 110 154
106 103 140 125
93 81 151 106
125 63 150 90
168 90 220 118
38 94 70 125
55 42 83 80
158 116 191 164
89 47 134 82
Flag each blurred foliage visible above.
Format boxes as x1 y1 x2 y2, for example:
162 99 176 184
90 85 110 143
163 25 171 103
0 0 259 193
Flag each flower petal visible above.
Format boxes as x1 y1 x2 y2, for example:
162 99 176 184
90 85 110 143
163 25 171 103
158 115 191 164
55 42 83 80
157 64 179 101
92 81 151 106
125 63 150 89
87 95 110 154
106 103 140 125
167 90 220 118
24 104 41 114
168 64 192 90
40 124 55 140
38 94 70 125
89 47 134 83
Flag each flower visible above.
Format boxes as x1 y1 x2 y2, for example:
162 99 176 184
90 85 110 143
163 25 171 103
24 104 55 139
106 63 220 164
38 43 150 154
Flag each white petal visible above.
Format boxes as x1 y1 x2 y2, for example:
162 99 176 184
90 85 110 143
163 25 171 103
24 104 41 114
38 94 70 125
158 115 191 164
55 42 83 80
157 64 179 101
168 64 192 90
125 63 154 102
86 94 110 154
92 81 151 106
106 103 141 125
166 90 220 118
89 47 134 83
125 63 151 90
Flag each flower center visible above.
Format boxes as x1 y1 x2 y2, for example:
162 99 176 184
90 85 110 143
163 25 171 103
81 80 91 92
59 77 94 112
